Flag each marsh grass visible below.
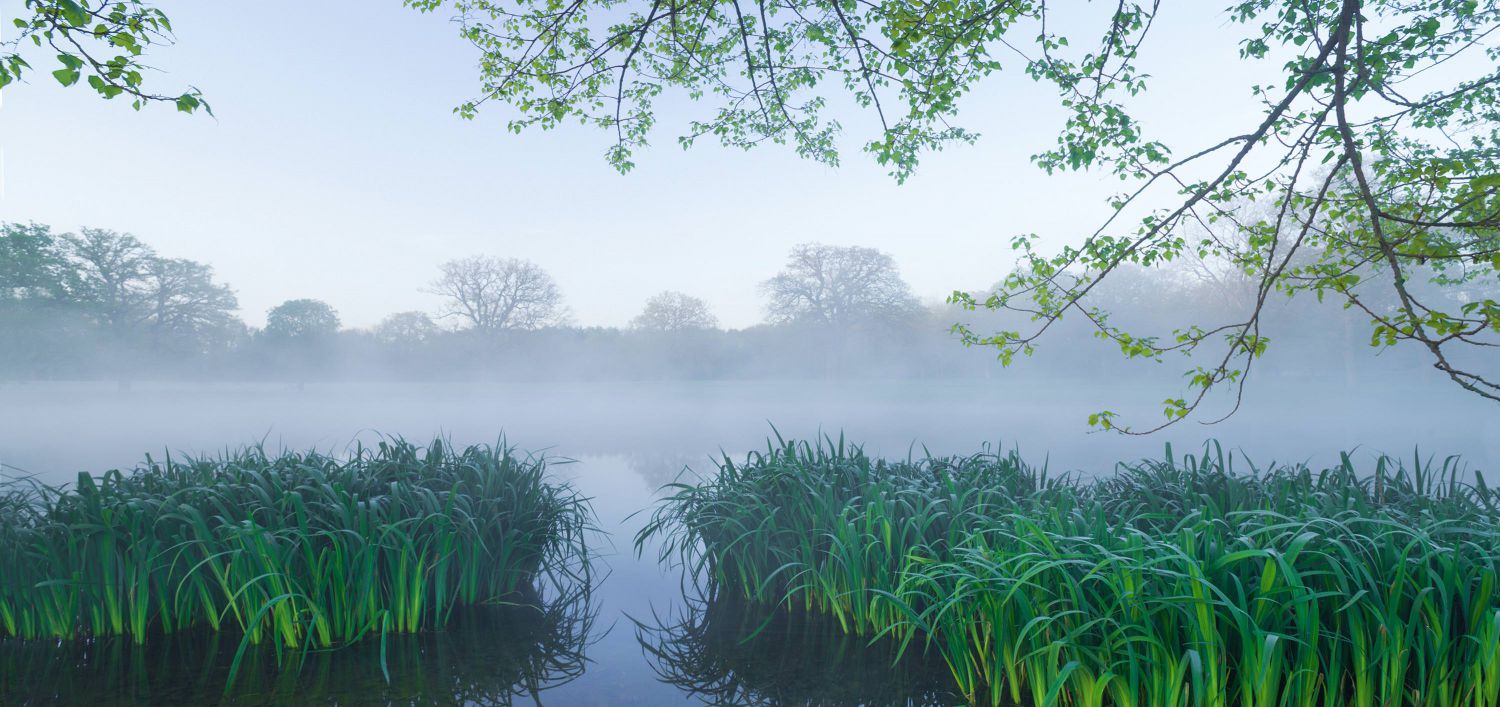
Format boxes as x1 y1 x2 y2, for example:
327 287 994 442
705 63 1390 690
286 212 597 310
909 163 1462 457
0 438 594 662
639 436 1500 706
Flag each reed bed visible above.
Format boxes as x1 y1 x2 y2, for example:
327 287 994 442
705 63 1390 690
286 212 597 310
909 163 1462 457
0 438 593 653
639 437 1500 706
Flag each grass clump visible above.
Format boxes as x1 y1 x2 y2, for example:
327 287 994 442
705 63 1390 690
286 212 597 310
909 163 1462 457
0 438 593 651
639 437 1500 707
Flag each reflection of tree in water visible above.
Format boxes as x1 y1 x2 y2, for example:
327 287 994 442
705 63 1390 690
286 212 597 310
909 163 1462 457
624 450 717 492
635 584 964 706
0 584 597 706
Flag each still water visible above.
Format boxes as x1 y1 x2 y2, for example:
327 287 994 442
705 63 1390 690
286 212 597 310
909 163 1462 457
1 380 1494 705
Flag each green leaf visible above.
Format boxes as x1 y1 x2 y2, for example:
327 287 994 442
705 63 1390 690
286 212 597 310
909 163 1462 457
56 0 88 27
52 67 80 86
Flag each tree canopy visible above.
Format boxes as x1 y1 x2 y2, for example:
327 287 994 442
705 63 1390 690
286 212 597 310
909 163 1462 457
265 299 341 342
1 224 240 353
632 291 720 330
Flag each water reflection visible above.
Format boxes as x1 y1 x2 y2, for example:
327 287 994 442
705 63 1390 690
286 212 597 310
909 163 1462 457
623 450 715 490
635 584 965 706
0 586 597 707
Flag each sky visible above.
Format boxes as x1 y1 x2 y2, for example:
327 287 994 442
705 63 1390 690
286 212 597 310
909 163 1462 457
0 1 1266 329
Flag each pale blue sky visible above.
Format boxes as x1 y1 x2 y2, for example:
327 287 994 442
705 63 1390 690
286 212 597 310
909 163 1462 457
0 1 1263 328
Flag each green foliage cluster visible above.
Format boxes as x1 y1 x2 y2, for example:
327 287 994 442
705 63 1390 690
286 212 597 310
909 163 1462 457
0 439 593 657
405 0 1033 178
2 0 206 111
641 437 1500 706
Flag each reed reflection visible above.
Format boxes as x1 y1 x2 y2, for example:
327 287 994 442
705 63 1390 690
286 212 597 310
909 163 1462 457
635 583 964 707
0 583 598 707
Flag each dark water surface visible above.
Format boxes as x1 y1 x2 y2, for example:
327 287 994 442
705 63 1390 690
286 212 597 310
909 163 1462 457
1 380 1494 705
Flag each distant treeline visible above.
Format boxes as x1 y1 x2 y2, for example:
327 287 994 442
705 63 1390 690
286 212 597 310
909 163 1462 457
0 222 1454 384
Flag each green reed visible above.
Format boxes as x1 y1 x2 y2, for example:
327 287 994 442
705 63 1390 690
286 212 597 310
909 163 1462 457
0 438 594 653
639 437 1500 706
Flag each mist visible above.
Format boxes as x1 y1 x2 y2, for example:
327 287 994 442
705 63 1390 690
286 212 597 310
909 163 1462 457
5 0 1500 703
3 219 1496 478
4 217 1496 706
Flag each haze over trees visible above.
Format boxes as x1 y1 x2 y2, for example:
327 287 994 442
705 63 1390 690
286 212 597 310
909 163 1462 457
138 257 241 355
0 223 240 367
1 223 66 300
14 0 1498 431
398 0 1496 432
631 292 718 331
427 256 567 332
763 244 922 331
265 299 341 342
375 311 442 346
0 221 1482 402
61 228 156 337
261 299 341 379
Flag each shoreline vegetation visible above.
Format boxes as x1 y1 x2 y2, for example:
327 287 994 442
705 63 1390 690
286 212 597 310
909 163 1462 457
0 439 594 661
639 437 1500 707
6 432 1499 705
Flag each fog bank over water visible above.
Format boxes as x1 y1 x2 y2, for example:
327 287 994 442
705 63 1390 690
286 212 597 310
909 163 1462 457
3 379 1493 486
2 377 1493 705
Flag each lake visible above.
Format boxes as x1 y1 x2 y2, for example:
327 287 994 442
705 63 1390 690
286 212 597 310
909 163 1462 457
1 380 1494 705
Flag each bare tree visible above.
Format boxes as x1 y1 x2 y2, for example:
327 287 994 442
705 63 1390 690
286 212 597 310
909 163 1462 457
631 291 719 331
426 256 566 332
762 244 921 330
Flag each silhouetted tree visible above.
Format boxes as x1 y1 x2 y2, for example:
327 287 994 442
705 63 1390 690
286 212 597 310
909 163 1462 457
142 258 239 355
49 228 240 359
631 291 718 331
0 223 67 301
762 244 921 331
265 299 340 341
262 299 340 381
0 223 81 379
375 311 440 346
61 228 155 336
427 256 566 332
